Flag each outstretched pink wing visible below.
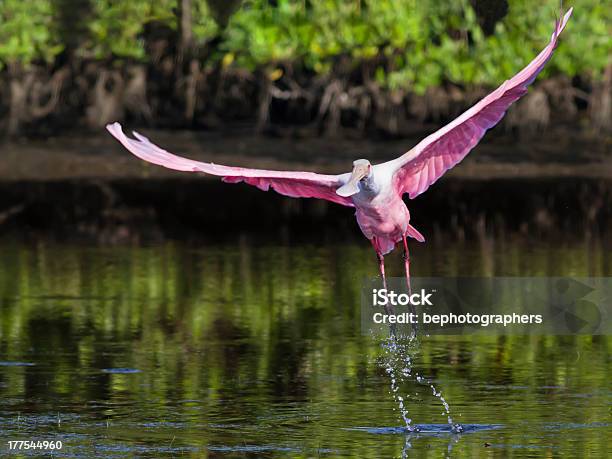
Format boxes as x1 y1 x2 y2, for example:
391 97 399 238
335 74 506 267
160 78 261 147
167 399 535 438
387 8 572 199
107 123 353 207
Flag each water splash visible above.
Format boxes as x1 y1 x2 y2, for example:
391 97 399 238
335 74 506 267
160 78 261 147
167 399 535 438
380 334 463 433
381 335 416 431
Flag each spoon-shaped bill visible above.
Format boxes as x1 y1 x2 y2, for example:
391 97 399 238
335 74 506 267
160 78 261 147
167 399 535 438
336 163 369 197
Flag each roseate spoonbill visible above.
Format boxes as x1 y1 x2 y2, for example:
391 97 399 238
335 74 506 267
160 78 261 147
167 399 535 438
107 9 572 290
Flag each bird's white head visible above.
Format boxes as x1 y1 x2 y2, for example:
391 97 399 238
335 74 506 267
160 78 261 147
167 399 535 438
336 159 372 197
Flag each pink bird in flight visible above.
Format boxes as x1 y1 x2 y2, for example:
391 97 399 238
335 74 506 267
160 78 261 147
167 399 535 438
108 9 572 290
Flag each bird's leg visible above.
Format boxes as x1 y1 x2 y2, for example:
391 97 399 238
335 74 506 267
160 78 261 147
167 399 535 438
377 250 388 291
371 237 388 290
375 246 397 337
402 234 411 295
403 233 418 337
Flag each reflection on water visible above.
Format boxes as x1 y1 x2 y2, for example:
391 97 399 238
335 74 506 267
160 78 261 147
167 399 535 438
0 236 610 457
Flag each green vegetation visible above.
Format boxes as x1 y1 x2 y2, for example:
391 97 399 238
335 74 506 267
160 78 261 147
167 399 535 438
0 0 59 65
1 0 610 92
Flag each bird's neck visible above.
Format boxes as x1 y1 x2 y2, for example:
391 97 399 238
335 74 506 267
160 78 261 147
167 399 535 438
359 173 380 197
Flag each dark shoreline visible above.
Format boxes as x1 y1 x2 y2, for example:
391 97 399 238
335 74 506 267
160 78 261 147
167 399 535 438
1 128 611 242
2 127 611 182
1 177 611 245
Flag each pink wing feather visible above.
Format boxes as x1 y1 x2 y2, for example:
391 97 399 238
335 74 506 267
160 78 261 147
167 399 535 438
388 8 572 199
106 123 353 207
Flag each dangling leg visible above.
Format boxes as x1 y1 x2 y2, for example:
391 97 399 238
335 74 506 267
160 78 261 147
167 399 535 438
372 238 396 336
377 252 388 291
403 233 418 336
402 234 411 295
372 237 388 290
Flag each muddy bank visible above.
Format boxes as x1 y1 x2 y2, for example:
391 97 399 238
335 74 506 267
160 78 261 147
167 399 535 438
1 130 610 243
2 128 611 182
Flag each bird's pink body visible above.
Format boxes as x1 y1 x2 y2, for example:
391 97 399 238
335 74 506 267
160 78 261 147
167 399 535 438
356 194 410 252
352 184 423 255
107 9 572 287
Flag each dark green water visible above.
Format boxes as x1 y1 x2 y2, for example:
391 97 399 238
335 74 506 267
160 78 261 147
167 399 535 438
0 237 610 458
